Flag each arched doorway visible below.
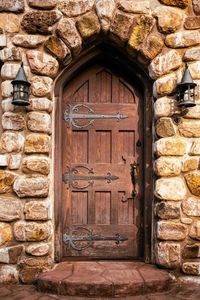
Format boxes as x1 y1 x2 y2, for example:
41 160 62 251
54 45 153 263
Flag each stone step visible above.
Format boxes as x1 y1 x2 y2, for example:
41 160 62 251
37 261 172 297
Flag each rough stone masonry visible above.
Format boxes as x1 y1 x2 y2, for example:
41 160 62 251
0 0 200 284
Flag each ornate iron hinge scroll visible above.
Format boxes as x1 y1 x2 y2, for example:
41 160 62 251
63 165 119 190
63 227 128 251
64 104 128 129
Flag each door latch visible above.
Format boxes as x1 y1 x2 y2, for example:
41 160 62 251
130 161 137 199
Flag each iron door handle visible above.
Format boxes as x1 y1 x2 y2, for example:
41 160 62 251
131 161 137 199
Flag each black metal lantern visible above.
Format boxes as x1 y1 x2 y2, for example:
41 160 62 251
11 62 31 106
176 64 197 108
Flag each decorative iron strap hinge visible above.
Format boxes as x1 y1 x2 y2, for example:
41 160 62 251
63 165 119 190
63 227 128 251
63 104 128 128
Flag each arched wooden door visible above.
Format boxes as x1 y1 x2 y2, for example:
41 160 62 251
61 63 144 260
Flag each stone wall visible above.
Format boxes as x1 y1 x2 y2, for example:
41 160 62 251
0 0 200 283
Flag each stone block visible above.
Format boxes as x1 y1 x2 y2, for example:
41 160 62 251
191 140 200 155
2 112 26 131
0 198 22 221
56 18 82 55
0 132 25 153
165 31 200 48
76 11 101 40
22 156 49 175
0 154 8 167
8 153 22 170
0 34 6 49
1 99 14 112
184 17 200 29
155 137 189 156
178 119 200 137
185 171 200 197
156 242 181 268
183 244 200 258
14 221 52 242
157 221 187 240
0 47 21 62
0 265 18 284
25 134 50 154
184 104 200 118
21 10 62 34
189 220 200 240
182 197 200 217
45 36 72 62
28 0 57 9
25 243 50 256
140 33 164 61
27 98 53 113
182 157 199 172
31 76 53 98
187 62 200 80
13 175 49 198
0 14 20 33
12 35 47 48
153 73 177 98
58 0 94 17
0 222 12 246
0 0 24 12
149 50 182 79
0 171 16 193
0 245 23 264
156 117 177 138
153 6 184 34
27 112 51 134
158 0 188 8
27 50 59 78
1 63 30 80
24 201 51 220
154 157 181 177
1 81 13 98
182 262 200 275
110 11 134 44
193 0 200 15
155 177 187 201
154 97 179 119
96 0 115 32
118 0 150 14
156 201 180 219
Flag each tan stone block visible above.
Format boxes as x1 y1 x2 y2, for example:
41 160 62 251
190 220 200 240
156 201 180 219
0 132 25 153
31 76 53 98
76 11 101 40
27 50 59 78
0 154 8 167
0 0 24 12
0 245 23 264
184 47 200 62
153 6 184 34
0 171 16 193
154 97 179 119
118 0 150 14
96 0 115 32
149 50 182 80
191 140 200 155
155 137 189 156
187 62 200 80
182 157 199 172
1 80 13 98
0 34 7 49
27 112 51 134
184 105 200 118
58 0 94 17
1 63 30 80
184 17 200 30
157 221 187 240
45 36 72 62
8 153 22 170
128 15 155 52
27 98 53 113
156 242 181 268
14 221 51 242
153 73 177 97
181 215 193 225
0 198 22 221
0 222 12 246
110 11 134 44
178 119 200 137
193 0 200 15
0 14 20 33
25 243 50 256
185 171 200 197
28 0 57 9
182 262 200 275
24 201 51 220
2 112 26 131
140 34 164 61
12 35 47 48
155 177 187 201
25 134 50 154
182 197 200 217
0 47 21 62
154 157 181 177
183 243 200 258
1 98 14 112
165 31 200 48
0 266 19 284
56 18 82 55
22 156 49 175
158 0 188 8
13 175 49 198
156 117 177 138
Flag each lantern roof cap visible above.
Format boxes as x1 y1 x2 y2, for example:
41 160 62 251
11 62 31 86
178 64 197 88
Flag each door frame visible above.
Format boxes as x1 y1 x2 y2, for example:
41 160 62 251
54 44 154 263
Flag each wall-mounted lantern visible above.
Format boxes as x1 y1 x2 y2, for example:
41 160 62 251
176 63 196 108
11 62 31 106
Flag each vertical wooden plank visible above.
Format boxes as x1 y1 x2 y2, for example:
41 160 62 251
95 192 111 224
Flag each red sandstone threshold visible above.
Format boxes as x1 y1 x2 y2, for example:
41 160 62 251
37 261 171 297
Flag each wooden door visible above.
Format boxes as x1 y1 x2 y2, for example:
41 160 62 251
61 64 143 259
